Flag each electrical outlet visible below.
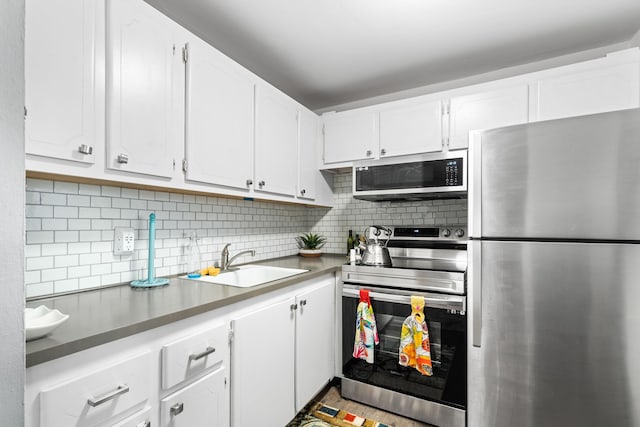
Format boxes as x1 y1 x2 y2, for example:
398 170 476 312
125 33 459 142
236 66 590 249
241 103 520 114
114 227 135 255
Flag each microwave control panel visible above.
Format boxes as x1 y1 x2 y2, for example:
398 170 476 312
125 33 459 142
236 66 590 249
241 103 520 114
445 159 462 186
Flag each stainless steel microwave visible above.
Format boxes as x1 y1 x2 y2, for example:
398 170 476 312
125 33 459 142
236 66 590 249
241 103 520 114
353 151 467 201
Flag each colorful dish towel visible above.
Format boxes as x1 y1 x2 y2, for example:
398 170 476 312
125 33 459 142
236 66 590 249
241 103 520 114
399 295 433 376
353 289 379 363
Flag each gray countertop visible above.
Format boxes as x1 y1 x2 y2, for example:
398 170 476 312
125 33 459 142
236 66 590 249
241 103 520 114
26 254 346 367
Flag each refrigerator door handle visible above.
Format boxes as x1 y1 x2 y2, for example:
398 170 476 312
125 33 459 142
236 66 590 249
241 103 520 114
471 242 482 347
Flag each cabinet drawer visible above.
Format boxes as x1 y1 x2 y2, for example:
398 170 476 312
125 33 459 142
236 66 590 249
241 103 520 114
40 351 152 427
162 322 228 389
160 368 228 427
111 405 152 427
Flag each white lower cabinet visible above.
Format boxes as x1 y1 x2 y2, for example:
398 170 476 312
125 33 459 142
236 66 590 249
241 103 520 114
230 276 335 427
160 368 228 427
294 279 336 411
38 351 153 427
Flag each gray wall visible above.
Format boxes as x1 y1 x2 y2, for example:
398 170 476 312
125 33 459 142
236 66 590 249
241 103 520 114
1 0 25 424
26 172 467 298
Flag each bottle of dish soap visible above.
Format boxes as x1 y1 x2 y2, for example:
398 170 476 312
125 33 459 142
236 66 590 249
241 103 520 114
186 231 201 278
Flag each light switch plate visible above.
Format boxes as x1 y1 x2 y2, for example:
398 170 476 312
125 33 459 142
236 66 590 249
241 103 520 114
114 227 135 255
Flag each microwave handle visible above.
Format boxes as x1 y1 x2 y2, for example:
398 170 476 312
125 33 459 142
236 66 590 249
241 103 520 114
342 287 465 313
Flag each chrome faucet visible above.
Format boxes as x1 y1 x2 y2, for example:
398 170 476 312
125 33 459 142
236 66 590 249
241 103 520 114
220 243 256 270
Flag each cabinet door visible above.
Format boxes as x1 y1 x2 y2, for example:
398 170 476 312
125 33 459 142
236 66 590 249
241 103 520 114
295 279 335 412
184 35 254 191
231 297 295 427
379 99 444 157
160 368 228 427
532 60 640 122
254 84 299 197
323 110 377 164
448 85 529 150
298 108 319 200
25 0 102 164
107 0 178 178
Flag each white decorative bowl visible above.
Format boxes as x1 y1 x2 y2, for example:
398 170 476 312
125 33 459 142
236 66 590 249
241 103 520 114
25 305 69 341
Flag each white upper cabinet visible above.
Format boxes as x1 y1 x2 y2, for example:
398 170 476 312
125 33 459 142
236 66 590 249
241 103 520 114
254 83 299 197
323 109 378 164
378 98 445 157
297 108 319 200
448 84 530 150
183 34 254 191
25 0 103 164
531 49 640 122
106 0 180 178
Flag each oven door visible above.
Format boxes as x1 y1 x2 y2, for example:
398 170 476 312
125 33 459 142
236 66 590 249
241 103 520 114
342 284 467 413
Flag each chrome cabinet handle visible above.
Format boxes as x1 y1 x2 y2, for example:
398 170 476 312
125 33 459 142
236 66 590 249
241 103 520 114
300 299 307 306
365 150 372 157
380 148 386 156
136 421 151 427
117 153 129 164
189 346 216 361
300 189 306 196
79 144 93 155
290 303 298 311
246 179 253 187
258 180 265 188
170 402 184 417
87 384 130 407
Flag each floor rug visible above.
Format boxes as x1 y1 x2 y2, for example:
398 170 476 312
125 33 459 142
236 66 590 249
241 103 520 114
288 402 391 427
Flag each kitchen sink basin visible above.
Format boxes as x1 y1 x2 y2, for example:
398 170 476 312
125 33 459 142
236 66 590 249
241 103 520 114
187 264 309 288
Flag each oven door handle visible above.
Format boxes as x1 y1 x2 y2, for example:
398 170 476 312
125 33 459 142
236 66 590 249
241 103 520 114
342 287 466 313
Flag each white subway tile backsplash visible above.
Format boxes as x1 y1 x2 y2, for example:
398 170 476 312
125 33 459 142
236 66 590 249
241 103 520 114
26 218 42 231
54 278 79 293
25 173 468 298
27 282 54 298
26 256 54 271
42 268 67 282
79 183 101 196
26 205 53 218
54 230 79 243
42 218 68 231
41 193 67 206
26 178 54 192
54 181 79 194
54 254 79 268
27 231 54 245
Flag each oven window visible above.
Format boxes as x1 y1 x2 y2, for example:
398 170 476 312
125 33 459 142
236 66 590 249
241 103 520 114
342 295 467 409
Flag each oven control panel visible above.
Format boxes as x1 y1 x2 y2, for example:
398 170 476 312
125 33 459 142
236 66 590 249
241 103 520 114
392 226 467 241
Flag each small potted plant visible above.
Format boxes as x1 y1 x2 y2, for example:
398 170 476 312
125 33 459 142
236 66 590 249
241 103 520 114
296 232 326 257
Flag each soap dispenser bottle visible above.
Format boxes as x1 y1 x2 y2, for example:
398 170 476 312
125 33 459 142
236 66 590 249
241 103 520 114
186 231 201 278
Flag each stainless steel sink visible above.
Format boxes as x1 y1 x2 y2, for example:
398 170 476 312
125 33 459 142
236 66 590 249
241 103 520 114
187 264 309 288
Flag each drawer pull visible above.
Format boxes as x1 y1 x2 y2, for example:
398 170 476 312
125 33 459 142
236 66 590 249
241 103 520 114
170 402 184 417
189 346 216 361
87 384 130 407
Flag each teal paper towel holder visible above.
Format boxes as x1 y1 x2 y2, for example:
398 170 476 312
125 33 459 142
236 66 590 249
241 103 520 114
131 212 170 288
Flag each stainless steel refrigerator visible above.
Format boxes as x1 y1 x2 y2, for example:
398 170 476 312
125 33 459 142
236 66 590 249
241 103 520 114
467 108 640 427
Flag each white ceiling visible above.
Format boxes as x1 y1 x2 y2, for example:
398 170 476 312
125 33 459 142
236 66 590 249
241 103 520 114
146 0 640 111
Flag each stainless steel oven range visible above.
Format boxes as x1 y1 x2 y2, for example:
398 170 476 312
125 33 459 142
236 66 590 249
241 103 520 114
341 226 467 427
